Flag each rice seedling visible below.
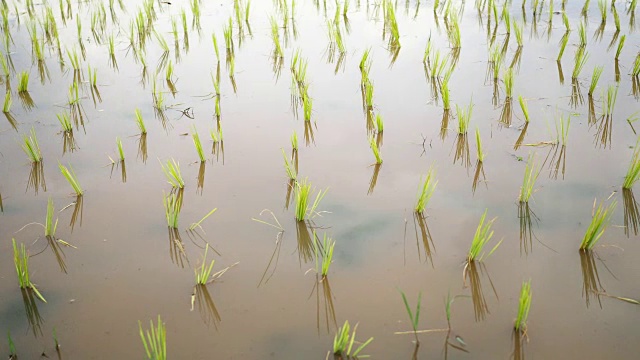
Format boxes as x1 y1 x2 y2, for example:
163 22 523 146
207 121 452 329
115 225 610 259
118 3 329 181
192 126 206 163
270 16 283 58
7 330 16 358
12 238 46 302
514 280 532 333
588 66 604 96
369 136 382 164
134 109 146 134
302 92 313 121
223 18 233 51
466 209 501 263
88 65 98 87
188 208 218 231
580 199 617 250
360 47 371 71
212 33 220 63
556 113 571 146
282 149 297 180
313 232 335 278
615 35 625 60
68 81 80 105
67 48 81 71
603 84 619 116
139 315 166 360
598 0 607 24
165 61 173 81
503 67 514 99
456 101 473 135
557 33 569 61
518 95 530 123
399 289 422 344
333 320 373 358
363 79 374 110
623 140 640 189
514 21 523 47
519 153 541 203
163 191 182 229
116 137 124 161
572 49 589 80
633 54 640 77
415 168 437 214
562 11 570 32
160 159 184 189
375 113 384 133
195 245 215 285
441 80 451 110
17 71 29 92
578 21 587 48
294 178 327 222
59 163 83 196
44 196 58 238
22 127 42 163
291 130 298 151
3 91 11 113
612 5 620 31
475 128 485 162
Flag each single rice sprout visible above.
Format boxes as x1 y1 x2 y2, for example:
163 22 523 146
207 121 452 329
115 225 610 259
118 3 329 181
192 126 206 162
194 245 215 285
282 148 297 180
160 159 184 189
314 232 335 278
294 178 327 222
623 139 640 189
456 101 473 135
476 128 485 162
138 315 166 360
135 108 146 134
59 163 83 195
333 320 373 358
163 191 182 228
369 136 382 164
514 280 532 332
467 209 501 262
580 199 617 250
12 238 47 302
518 95 530 123
588 66 604 96
22 127 42 163
519 153 541 203
415 167 438 214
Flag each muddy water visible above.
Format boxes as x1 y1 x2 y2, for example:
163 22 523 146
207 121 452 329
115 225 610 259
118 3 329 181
1 0 639 359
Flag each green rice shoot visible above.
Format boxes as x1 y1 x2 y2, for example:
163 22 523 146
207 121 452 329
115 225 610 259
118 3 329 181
116 137 125 161
12 238 47 302
623 139 640 189
369 136 382 164
333 320 373 358
518 95 530 123
163 191 182 229
519 153 541 203
294 178 327 222
18 71 29 92
45 196 58 238
314 231 335 278
282 148 297 180
399 289 422 344
192 126 206 163
22 127 42 163
514 280 532 332
580 199 617 250
160 159 185 189
135 108 146 134
3 90 11 112
59 163 83 195
138 315 166 360
475 127 485 162
194 245 215 285
456 101 473 135
588 66 603 96
415 167 437 214
467 209 501 262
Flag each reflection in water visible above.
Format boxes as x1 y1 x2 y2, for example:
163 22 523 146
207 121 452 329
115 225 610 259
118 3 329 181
513 123 528 150
169 227 189 268
191 284 221 329
27 161 47 194
622 188 640 237
69 195 84 232
594 115 613 149
137 133 148 163
413 213 434 266
588 97 597 125
579 250 604 308
21 287 44 337
258 230 284 287
70 103 86 132
62 130 78 155
197 162 206 195
109 160 127 183
440 110 450 141
545 144 567 180
310 275 337 334
511 329 526 360
472 161 487 194
510 47 522 71
453 134 471 169
18 91 35 111
463 262 498 322
499 99 512 128
296 221 316 264
304 121 316 146
90 84 102 107
556 60 564 85
633 77 639 100
569 79 583 109
284 179 295 210
518 202 538 256
3 112 17 131
368 164 381 195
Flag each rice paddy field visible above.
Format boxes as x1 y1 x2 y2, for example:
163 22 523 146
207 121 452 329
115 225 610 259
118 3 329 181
1 0 640 358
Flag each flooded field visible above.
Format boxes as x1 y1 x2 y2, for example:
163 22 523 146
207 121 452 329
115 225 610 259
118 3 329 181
1 0 640 358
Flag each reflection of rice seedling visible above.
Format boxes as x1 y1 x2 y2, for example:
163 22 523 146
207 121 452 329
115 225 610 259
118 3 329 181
615 35 625 60
17 71 29 92
59 163 83 195
282 149 297 180
195 245 215 285
192 126 206 163
415 167 437 214
399 289 422 344
475 128 485 162
22 127 42 163
623 140 640 189
369 136 382 164
580 199 617 250
163 191 182 228
139 315 166 360
622 188 640 237
514 280 532 333
13 238 46 302
519 153 541 203
466 209 501 263
456 101 473 135
333 320 373 358
294 178 327 222
588 66 603 96
313 232 335 278
45 197 58 238
160 159 184 189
